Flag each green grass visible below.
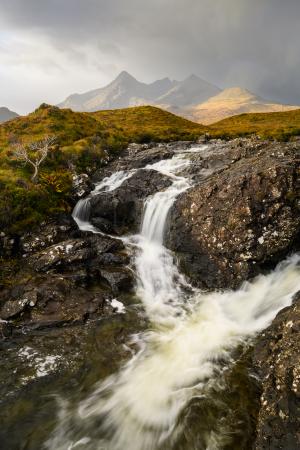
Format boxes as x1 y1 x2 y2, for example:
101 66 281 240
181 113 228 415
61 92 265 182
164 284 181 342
92 106 206 142
209 109 300 140
0 104 206 235
1 103 300 236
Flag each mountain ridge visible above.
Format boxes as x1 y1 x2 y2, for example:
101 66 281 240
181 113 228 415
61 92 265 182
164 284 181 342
189 87 299 124
58 72 299 124
58 72 218 113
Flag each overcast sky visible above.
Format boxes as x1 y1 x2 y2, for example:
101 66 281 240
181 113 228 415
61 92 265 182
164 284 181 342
0 0 299 114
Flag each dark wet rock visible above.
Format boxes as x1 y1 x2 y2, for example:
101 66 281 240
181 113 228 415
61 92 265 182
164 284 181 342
30 239 92 272
100 268 133 293
95 252 129 266
0 232 18 258
252 291 300 450
123 144 175 169
92 143 176 179
20 218 77 256
0 287 38 320
92 141 196 182
29 281 107 328
90 169 172 233
166 141 300 289
0 274 109 328
90 217 115 233
0 304 147 450
0 320 12 339
0 230 133 331
1 298 28 320
29 234 124 273
72 173 93 199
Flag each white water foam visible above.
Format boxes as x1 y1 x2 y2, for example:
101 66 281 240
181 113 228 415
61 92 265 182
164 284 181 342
47 145 300 450
131 154 192 323
72 170 134 232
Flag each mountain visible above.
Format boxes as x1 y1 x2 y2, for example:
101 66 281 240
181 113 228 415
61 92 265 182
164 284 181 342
58 73 299 124
156 74 220 109
58 71 177 111
187 87 299 124
58 71 219 112
0 107 19 123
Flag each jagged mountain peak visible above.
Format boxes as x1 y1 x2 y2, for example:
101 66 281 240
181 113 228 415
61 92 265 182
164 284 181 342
58 72 221 112
113 70 139 84
184 74 204 82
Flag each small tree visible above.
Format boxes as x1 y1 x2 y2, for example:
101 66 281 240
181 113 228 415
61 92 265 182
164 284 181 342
12 135 56 182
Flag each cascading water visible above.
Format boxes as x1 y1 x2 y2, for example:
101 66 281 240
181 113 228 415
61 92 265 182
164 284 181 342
72 170 134 232
131 155 192 323
46 147 300 450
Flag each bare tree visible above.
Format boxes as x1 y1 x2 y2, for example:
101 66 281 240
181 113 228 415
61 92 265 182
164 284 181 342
12 135 56 182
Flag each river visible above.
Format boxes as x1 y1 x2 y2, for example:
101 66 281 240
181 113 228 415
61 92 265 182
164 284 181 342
42 145 300 450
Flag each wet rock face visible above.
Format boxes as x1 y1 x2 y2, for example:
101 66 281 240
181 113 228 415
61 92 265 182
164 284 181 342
0 233 133 330
90 169 172 233
166 141 300 289
20 215 77 256
92 142 186 179
1 276 107 327
0 309 147 450
252 292 300 450
118 144 175 169
72 173 92 199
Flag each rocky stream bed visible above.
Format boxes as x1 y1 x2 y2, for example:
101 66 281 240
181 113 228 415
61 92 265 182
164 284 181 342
0 138 299 449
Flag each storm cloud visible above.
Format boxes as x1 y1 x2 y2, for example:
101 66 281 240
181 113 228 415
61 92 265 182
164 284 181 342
0 0 299 113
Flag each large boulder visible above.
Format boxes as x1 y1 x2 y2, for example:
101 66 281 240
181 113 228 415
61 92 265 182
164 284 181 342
0 274 108 327
29 235 124 273
0 232 133 329
90 169 172 233
252 292 300 450
166 142 300 289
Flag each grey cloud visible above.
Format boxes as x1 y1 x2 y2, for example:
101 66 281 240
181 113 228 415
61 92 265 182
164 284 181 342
0 0 299 112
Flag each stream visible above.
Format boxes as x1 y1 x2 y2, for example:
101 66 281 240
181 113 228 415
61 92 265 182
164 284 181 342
43 146 300 450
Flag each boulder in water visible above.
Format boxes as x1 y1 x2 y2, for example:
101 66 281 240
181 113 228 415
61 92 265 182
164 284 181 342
90 169 172 233
166 141 300 289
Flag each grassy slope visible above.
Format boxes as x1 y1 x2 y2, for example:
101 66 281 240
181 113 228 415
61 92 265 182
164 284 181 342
209 109 300 140
0 104 206 234
92 106 206 141
2 103 300 235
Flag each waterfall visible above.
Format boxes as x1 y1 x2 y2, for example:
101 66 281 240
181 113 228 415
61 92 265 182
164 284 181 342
130 155 192 323
46 147 300 450
72 170 134 232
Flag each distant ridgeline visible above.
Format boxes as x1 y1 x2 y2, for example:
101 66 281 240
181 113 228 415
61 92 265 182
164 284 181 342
58 71 300 124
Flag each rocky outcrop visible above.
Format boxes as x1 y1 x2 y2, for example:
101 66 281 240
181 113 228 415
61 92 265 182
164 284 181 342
0 231 133 330
252 291 300 450
166 140 300 289
0 307 147 449
91 141 195 181
72 173 92 199
0 275 107 327
90 169 172 233
113 143 175 170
